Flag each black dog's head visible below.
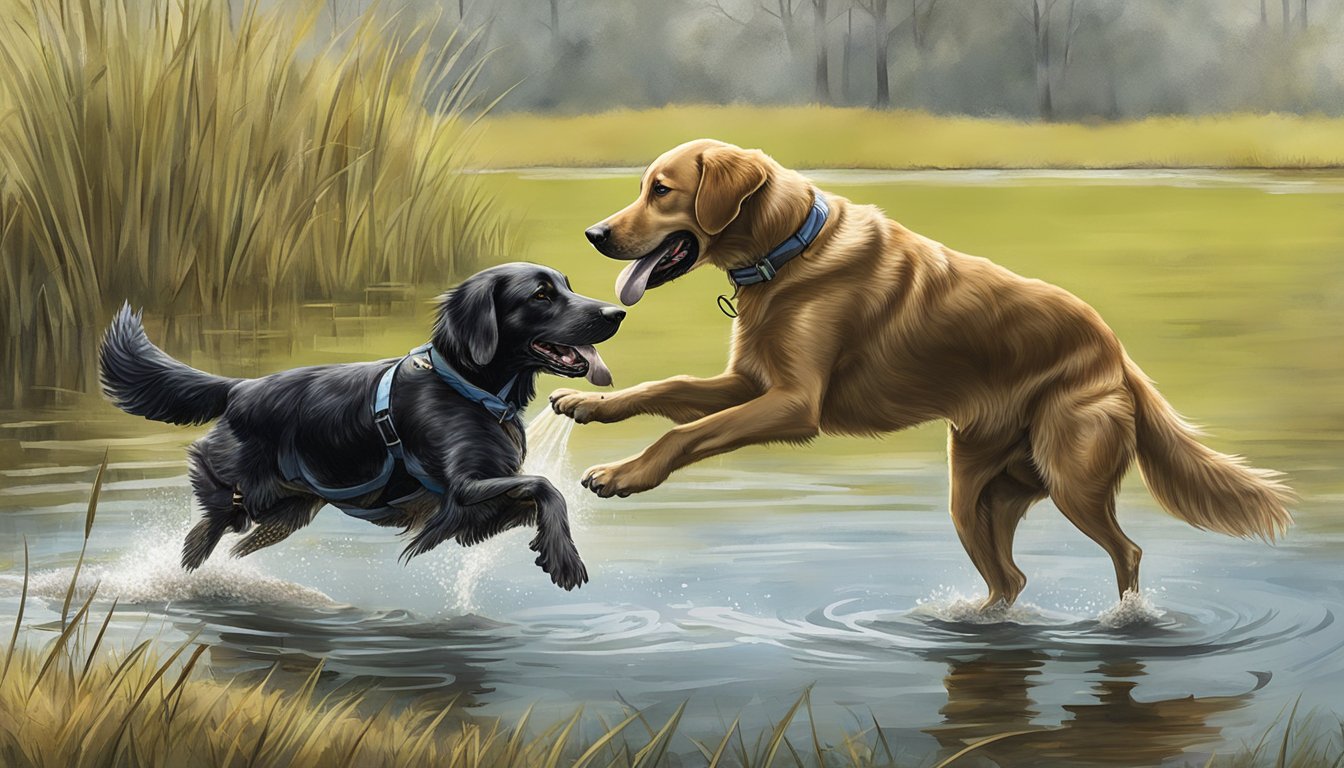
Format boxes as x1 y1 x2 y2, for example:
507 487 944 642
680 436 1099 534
433 263 624 401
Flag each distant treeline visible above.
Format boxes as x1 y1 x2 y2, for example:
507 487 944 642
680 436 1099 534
411 0 1343 119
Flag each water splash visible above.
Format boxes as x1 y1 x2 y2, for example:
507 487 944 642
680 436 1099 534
524 407 577 476
439 408 585 613
1095 589 1166 629
14 508 335 608
909 586 1065 626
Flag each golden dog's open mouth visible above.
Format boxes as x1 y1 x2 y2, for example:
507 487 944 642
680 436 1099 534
614 231 698 306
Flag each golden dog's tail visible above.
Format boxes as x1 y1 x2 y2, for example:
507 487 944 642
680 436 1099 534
1123 357 1293 540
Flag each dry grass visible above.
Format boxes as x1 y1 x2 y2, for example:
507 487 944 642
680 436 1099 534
469 106 1344 170
0 0 510 407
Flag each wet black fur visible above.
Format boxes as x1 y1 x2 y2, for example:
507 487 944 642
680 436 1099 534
99 263 623 590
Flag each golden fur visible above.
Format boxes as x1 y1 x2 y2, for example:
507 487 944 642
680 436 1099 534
551 139 1293 607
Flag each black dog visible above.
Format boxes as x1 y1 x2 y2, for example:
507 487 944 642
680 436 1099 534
99 263 623 590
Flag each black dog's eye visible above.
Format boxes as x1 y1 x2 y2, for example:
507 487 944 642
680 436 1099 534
652 181 671 197
533 288 550 301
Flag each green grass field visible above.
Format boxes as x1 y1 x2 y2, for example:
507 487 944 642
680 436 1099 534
470 107 1344 169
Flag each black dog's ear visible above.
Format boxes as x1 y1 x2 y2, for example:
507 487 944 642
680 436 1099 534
438 277 498 367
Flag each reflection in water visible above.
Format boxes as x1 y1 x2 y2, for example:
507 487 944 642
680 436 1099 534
161 602 518 707
925 651 1265 766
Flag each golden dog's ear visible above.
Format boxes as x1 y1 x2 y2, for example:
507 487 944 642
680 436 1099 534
695 146 769 236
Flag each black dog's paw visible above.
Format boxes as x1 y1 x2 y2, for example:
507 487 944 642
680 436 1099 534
534 540 588 591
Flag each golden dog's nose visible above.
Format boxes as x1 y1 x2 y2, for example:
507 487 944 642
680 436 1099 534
585 224 610 247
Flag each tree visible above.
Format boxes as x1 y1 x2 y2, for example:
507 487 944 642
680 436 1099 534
811 0 831 103
760 0 806 51
1020 0 1113 121
909 0 942 48
854 0 892 107
853 0 942 108
1030 0 1054 119
841 6 856 102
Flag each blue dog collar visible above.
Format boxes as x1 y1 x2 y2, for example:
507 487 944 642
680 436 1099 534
727 188 830 288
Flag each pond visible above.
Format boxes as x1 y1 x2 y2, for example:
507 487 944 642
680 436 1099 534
2 169 1342 765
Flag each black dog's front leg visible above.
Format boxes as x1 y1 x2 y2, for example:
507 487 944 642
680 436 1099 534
403 475 588 590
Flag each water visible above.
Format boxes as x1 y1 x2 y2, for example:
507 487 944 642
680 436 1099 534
2 410 1341 765
3 169 1343 764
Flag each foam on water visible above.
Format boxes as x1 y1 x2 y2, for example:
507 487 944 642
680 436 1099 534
909 587 1065 626
8 498 336 608
1094 589 1166 629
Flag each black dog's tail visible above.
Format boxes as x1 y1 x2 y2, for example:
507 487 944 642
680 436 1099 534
99 303 242 425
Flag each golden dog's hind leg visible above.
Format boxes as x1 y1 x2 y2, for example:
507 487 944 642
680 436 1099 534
1032 389 1142 598
948 429 1023 610
979 470 1049 608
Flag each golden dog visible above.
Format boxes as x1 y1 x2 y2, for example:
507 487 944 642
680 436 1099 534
551 139 1292 608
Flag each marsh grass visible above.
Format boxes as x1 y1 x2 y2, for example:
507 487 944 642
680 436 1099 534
0 0 510 407
3 464 1342 766
470 107 1344 171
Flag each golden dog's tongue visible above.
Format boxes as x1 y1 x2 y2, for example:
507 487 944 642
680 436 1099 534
576 345 611 386
615 254 662 306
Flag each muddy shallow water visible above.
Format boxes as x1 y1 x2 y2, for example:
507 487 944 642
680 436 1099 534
2 169 1342 765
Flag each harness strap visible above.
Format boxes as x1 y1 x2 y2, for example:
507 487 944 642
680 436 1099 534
726 188 830 288
283 343 523 513
372 355 446 495
278 449 396 501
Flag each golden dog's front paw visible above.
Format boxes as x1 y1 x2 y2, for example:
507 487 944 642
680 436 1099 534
549 388 611 424
580 458 663 498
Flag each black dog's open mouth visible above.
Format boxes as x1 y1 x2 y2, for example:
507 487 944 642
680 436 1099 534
531 341 612 386
614 231 698 306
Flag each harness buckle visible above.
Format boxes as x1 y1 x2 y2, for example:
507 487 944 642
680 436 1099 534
754 260 777 282
373 410 401 447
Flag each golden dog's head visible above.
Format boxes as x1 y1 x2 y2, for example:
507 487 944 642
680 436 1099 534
586 139 807 306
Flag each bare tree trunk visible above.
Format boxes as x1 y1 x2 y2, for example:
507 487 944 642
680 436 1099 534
1259 0 1267 25
1033 0 1053 120
550 0 559 40
459 0 465 21
1300 0 1307 29
1282 0 1290 33
842 8 854 103
813 0 830 103
766 0 804 52
871 0 890 107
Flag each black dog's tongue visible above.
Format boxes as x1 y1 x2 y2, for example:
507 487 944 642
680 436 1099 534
575 345 611 386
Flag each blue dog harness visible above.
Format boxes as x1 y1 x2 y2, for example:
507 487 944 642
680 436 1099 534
280 343 521 520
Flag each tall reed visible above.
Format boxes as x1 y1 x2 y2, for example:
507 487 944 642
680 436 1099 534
0 0 510 406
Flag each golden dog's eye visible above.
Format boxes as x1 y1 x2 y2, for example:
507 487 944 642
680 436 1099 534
652 182 671 197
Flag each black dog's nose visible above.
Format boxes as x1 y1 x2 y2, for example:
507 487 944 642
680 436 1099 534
601 306 626 324
585 224 610 248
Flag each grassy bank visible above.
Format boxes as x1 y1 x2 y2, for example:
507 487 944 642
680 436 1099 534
469 107 1344 169
0 0 507 407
